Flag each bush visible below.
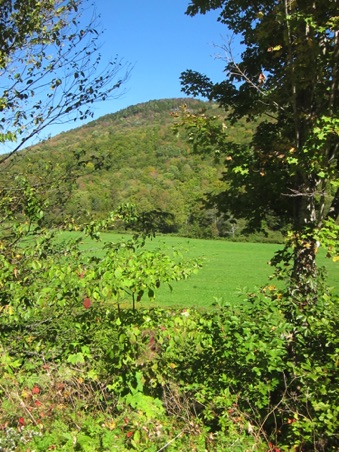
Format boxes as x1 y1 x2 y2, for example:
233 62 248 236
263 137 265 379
1 181 338 450
1 281 338 450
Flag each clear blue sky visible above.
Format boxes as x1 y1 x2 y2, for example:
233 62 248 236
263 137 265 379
60 0 238 134
92 0 229 116
3 1 242 152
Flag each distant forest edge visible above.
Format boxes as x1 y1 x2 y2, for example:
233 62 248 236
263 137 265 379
2 98 284 241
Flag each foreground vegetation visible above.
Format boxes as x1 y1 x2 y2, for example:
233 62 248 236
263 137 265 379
1 203 338 450
1 278 338 451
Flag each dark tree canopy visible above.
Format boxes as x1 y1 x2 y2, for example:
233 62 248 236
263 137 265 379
179 0 339 282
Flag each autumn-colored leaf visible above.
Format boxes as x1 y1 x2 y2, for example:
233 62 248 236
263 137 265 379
83 297 91 309
105 420 116 430
21 389 31 399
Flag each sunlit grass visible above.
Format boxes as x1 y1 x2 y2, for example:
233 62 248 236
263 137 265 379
58 231 338 309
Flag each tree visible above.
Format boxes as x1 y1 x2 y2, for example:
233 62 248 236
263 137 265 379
0 1 200 364
178 0 339 291
0 0 131 244
0 0 131 162
0 0 132 311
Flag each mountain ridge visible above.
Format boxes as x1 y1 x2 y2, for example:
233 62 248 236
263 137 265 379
46 98 210 143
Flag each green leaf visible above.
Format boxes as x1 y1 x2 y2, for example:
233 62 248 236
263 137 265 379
67 352 85 364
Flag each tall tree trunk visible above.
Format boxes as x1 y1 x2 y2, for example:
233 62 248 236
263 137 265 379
290 176 319 299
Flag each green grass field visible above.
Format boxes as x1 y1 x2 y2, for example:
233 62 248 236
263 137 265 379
68 232 338 309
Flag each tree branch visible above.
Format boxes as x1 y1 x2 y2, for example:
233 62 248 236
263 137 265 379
326 187 339 221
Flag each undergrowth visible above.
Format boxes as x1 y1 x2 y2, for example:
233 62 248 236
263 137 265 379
1 284 338 450
1 186 338 451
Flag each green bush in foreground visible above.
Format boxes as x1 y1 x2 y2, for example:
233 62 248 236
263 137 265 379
1 284 338 450
1 181 338 450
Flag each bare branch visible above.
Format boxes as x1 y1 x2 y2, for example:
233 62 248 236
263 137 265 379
213 37 284 115
0 0 132 164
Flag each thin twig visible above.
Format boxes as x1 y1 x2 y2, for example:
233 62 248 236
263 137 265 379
156 430 185 452
15 392 39 427
213 37 284 114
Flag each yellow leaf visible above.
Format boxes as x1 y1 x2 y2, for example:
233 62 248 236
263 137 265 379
104 420 116 430
268 45 282 52
21 390 31 399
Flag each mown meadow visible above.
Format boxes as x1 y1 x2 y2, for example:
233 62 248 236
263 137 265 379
71 231 338 308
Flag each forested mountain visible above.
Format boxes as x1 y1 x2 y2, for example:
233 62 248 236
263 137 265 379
1 98 270 238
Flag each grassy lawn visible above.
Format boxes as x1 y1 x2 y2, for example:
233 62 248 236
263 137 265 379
61 231 338 309
152 237 282 308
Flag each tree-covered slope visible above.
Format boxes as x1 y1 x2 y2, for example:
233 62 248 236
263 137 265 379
1 98 257 237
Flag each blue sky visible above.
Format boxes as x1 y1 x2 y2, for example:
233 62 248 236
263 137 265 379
92 0 228 116
58 0 238 134
3 1 242 152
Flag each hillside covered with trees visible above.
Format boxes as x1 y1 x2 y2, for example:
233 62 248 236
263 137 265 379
2 97 273 239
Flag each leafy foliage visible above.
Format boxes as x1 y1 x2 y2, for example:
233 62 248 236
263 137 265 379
0 0 130 159
179 0 339 289
0 174 337 451
1 2 338 451
0 180 200 318
1 280 338 450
